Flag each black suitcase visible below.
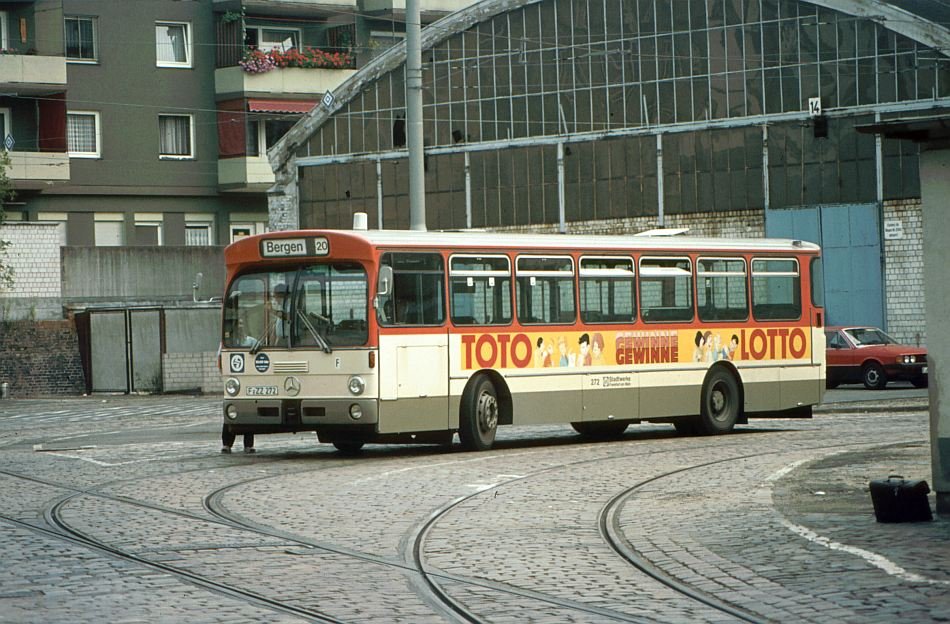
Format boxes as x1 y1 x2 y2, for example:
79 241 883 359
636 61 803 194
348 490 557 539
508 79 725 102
869 475 933 523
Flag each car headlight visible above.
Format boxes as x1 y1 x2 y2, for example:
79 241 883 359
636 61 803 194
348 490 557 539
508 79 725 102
348 376 365 396
225 377 241 396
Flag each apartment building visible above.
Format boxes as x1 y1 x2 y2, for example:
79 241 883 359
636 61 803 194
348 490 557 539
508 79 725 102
1 0 472 246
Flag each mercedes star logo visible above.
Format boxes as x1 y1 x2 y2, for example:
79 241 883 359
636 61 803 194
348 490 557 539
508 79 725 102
284 376 301 397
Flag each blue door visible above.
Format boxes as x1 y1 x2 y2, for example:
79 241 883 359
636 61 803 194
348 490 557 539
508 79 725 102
766 203 883 328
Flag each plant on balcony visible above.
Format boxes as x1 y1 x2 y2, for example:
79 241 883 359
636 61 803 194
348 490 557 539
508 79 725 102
239 47 354 74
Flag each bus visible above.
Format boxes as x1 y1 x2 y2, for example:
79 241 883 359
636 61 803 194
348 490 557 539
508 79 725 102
220 228 825 453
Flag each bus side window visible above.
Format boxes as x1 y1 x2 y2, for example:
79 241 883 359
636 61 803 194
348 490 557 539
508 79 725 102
379 252 445 326
515 256 575 324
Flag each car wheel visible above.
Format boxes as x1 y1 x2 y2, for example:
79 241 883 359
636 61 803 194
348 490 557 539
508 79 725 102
862 362 887 390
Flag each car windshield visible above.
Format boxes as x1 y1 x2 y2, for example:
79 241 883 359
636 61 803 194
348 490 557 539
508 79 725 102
845 327 896 346
222 263 368 349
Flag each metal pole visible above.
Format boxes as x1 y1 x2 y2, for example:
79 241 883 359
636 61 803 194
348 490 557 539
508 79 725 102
557 142 566 233
406 0 426 231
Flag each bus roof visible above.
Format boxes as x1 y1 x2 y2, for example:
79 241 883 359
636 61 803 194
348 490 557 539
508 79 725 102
233 229 821 255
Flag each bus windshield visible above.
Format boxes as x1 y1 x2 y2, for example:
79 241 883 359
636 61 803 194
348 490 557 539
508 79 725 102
222 262 368 350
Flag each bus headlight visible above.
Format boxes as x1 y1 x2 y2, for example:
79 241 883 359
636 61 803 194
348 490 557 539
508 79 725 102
348 376 365 396
225 378 241 396
226 404 238 420
349 404 363 420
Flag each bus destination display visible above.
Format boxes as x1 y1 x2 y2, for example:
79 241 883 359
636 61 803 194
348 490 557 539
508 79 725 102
260 237 329 258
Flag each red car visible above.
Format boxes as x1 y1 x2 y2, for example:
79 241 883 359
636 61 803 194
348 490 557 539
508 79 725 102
825 326 928 390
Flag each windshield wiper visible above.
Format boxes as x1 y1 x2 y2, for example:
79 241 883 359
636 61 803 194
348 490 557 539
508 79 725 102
298 310 333 353
249 322 274 355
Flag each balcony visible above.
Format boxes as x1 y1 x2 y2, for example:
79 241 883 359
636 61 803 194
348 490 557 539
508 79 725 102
218 156 274 192
215 65 356 98
0 54 67 94
8 151 70 189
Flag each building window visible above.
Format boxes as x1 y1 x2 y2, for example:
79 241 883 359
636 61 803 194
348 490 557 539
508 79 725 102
245 26 300 52
134 222 163 246
0 107 10 146
94 216 124 246
185 223 212 246
159 114 194 159
67 112 101 158
65 16 97 61
0 12 8 50
156 22 191 68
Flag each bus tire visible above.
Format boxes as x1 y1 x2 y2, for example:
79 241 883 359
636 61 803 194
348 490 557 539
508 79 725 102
697 368 740 435
459 376 498 451
571 421 628 438
333 441 365 454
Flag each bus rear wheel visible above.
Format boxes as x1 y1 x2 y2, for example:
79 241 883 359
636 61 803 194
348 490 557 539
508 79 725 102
571 421 628 439
697 369 740 435
459 376 498 451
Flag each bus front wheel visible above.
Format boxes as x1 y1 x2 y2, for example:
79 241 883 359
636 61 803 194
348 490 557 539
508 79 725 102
698 369 740 435
459 376 498 451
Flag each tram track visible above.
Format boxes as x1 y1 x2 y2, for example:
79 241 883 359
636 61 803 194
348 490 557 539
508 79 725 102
0 422 926 623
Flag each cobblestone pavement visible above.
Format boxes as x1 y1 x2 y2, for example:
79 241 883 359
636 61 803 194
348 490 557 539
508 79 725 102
0 394 946 623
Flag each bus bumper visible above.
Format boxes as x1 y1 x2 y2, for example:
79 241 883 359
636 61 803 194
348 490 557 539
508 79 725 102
222 397 379 432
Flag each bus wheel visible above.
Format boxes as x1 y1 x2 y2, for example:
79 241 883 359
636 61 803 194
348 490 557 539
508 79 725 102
698 369 740 435
333 441 365 455
571 421 628 438
460 376 498 451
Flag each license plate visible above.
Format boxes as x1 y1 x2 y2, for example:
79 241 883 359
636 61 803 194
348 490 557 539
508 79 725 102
246 386 278 396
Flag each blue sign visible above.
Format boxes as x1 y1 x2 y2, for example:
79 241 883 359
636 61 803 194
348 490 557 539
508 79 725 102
229 353 245 374
254 353 270 373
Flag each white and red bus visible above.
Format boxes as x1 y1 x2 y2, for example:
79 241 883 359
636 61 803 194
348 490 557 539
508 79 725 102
220 229 825 452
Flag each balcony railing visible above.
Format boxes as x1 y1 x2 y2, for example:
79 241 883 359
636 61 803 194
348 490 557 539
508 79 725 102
7 150 70 186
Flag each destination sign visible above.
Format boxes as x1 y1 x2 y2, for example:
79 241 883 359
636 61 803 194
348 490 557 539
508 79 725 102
260 237 329 258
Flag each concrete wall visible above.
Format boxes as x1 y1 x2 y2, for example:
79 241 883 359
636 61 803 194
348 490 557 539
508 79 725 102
62 246 225 304
921 149 950 513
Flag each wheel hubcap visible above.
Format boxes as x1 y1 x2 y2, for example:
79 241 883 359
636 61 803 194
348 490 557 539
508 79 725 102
867 369 880 384
476 392 498 434
710 384 728 421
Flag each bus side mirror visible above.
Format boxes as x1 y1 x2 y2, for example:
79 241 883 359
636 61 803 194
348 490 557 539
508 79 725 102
377 266 393 297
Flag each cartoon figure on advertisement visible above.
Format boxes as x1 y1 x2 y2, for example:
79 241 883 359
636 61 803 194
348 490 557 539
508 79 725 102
591 332 605 366
558 335 575 367
578 333 592 366
727 334 740 360
693 331 705 362
535 337 553 368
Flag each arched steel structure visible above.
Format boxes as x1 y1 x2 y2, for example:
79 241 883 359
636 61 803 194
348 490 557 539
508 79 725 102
269 0 950 231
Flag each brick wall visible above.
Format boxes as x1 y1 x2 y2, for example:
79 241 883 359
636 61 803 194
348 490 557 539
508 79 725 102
883 199 926 346
493 210 765 238
0 222 64 320
0 319 85 397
